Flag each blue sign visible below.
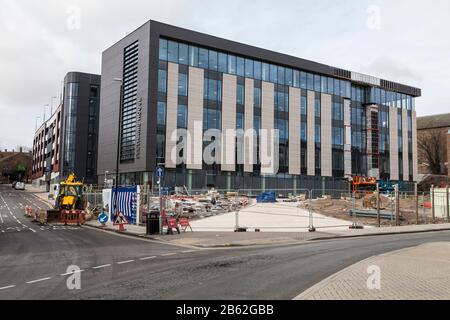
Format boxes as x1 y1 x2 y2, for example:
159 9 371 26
156 167 165 178
98 213 108 225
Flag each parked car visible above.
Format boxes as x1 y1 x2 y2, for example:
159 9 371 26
12 181 17 189
15 182 26 191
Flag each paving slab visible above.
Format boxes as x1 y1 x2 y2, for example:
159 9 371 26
296 242 450 300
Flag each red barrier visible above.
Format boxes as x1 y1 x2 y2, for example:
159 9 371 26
60 210 86 226
179 218 193 232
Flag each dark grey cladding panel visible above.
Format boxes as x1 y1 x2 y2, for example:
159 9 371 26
64 72 101 85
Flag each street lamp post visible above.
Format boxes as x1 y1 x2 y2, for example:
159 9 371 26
50 96 57 116
113 78 123 220
43 104 50 122
35 116 41 131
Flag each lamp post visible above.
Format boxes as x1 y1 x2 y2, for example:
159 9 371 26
50 96 57 116
113 78 123 220
35 116 41 131
43 104 50 122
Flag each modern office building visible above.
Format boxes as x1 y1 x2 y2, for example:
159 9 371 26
32 72 101 190
97 20 421 191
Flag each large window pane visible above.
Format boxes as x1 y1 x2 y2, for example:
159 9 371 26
209 50 218 71
228 55 236 74
167 41 178 63
254 87 261 108
314 75 321 92
307 73 314 91
198 48 208 69
236 57 245 77
157 101 166 126
321 76 328 93
158 69 167 93
286 68 293 87
301 95 307 116
218 52 227 73
178 73 188 96
254 61 262 80
327 77 334 95
315 97 321 118
262 63 270 81
300 72 307 89
189 46 198 67
334 79 340 96
237 84 244 105
293 70 300 88
159 39 167 61
178 43 188 65
277 66 285 85
245 59 253 78
270 64 278 83
177 105 187 128
236 113 244 130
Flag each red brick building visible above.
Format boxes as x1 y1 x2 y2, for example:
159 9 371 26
0 149 32 184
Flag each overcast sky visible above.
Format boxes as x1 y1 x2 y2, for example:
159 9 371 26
1 0 449 150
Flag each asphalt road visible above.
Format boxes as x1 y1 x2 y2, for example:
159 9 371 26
1 184 449 300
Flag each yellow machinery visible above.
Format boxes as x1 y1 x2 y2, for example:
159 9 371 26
55 174 86 210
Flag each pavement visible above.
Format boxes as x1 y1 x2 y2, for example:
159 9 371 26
296 242 450 300
189 202 356 232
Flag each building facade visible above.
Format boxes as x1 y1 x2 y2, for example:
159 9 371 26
98 21 421 191
32 72 101 190
417 113 450 176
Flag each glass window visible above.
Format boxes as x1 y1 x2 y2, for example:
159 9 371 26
254 116 261 135
198 48 208 69
177 105 187 128
332 127 344 146
218 52 227 73
315 97 321 118
327 77 334 95
236 57 245 77
301 125 307 142
204 108 222 130
236 113 244 130
254 61 262 80
254 87 261 108
209 50 218 71
276 119 288 140
167 41 178 63
314 75 321 92
277 66 285 85
321 76 328 93
293 70 300 88
307 73 314 91
300 72 307 89
158 69 167 93
315 124 321 144
159 39 167 61
270 64 278 83
340 80 346 97
237 84 245 105
189 46 198 67
228 55 236 74
157 101 166 126
285 68 293 87
276 91 286 112
301 95 307 116
332 102 343 121
178 73 188 96
344 81 351 98
178 43 188 65
245 59 253 78
262 63 270 81
334 79 340 96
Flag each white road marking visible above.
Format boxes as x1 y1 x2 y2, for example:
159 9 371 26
117 260 135 265
140 256 157 261
162 253 177 257
60 270 85 276
182 250 196 254
92 264 112 269
0 285 16 291
26 277 51 284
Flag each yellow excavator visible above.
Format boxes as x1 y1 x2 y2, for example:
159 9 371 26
47 174 86 222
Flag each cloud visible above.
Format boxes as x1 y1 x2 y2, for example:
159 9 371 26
0 0 449 149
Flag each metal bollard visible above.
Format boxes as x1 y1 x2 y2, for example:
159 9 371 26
308 190 315 232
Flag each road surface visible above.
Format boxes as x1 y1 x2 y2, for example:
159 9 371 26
1 185 449 300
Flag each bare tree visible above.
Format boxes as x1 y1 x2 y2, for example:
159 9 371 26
418 128 448 175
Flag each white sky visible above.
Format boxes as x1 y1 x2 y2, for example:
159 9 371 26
0 0 449 150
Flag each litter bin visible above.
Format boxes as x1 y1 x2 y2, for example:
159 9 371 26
146 211 160 235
